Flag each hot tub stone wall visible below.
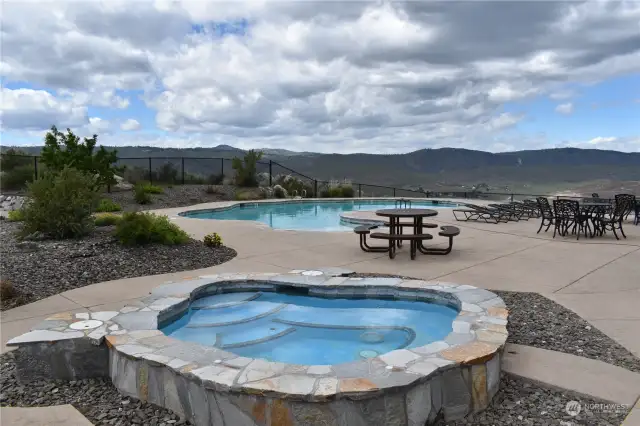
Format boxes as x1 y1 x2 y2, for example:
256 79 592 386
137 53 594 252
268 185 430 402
7 269 508 426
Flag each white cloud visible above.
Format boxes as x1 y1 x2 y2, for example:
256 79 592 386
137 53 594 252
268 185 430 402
555 103 574 115
120 119 141 131
1 1 639 152
86 117 111 134
0 88 87 130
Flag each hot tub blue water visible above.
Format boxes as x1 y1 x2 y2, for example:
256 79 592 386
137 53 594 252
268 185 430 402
180 200 457 231
161 291 458 365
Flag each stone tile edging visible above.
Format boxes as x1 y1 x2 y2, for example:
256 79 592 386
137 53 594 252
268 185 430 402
175 198 461 220
7 267 508 425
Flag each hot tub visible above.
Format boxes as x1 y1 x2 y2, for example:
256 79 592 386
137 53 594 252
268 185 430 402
7 268 508 426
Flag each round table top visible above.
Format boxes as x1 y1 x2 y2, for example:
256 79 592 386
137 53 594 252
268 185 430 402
375 208 438 218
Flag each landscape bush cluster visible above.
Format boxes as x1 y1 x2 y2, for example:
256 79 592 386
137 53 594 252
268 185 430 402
96 199 122 212
114 212 189 245
6 209 25 222
94 213 122 227
203 232 223 247
274 175 313 198
320 185 355 198
6 126 201 247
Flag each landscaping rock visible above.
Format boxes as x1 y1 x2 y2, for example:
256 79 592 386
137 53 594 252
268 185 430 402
0 221 237 311
103 184 236 212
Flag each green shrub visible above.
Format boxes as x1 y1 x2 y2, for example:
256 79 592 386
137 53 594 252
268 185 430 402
1 165 36 190
232 150 263 187
94 213 122 227
7 209 25 222
21 167 99 239
142 183 163 194
0 280 15 299
319 185 354 198
203 232 223 247
134 184 152 204
96 198 122 212
235 191 252 201
340 185 354 198
114 212 189 245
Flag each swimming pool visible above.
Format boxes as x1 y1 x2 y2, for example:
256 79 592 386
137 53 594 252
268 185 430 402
180 199 457 231
161 290 458 365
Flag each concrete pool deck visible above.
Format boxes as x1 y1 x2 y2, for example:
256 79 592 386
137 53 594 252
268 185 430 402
2 198 640 420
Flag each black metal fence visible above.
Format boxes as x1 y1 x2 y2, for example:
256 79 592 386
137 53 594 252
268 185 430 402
0 153 631 202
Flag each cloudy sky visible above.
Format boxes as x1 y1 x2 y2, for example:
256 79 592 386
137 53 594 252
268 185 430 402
1 0 639 153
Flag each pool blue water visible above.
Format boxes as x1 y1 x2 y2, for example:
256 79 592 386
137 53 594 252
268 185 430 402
161 291 458 365
181 200 457 231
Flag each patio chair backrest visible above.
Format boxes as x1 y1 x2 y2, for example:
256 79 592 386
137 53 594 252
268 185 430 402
536 197 553 218
614 194 636 218
553 199 579 219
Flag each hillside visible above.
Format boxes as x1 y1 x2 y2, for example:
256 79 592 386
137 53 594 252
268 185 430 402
3 145 639 194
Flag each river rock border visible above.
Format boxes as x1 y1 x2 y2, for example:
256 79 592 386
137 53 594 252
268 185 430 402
7 268 508 426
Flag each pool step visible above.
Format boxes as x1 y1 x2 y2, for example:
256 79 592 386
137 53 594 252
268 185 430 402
191 293 262 310
217 323 295 349
187 304 288 328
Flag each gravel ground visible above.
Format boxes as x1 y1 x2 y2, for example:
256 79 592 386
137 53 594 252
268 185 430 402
347 273 640 374
0 352 627 426
0 221 236 310
103 184 235 212
0 352 191 426
440 374 629 426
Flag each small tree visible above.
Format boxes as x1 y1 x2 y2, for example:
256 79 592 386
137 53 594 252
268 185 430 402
40 126 118 190
232 150 263 187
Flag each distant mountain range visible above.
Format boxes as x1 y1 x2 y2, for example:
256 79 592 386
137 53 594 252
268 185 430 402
3 145 640 193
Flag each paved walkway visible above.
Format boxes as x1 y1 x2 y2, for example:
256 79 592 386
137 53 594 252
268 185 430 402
503 343 640 406
0 405 92 426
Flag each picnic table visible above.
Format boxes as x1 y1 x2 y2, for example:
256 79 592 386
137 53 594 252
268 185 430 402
354 208 460 260
374 209 438 258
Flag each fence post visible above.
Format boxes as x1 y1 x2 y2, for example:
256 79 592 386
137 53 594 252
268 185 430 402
181 157 185 185
358 183 362 198
148 157 153 184
510 194 514 203
269 161 272 186
33 156 38 180
393 188 396 197
314 180 318 197
221 158 224 177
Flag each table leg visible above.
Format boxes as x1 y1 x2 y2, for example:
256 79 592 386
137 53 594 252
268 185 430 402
394 217 402 249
